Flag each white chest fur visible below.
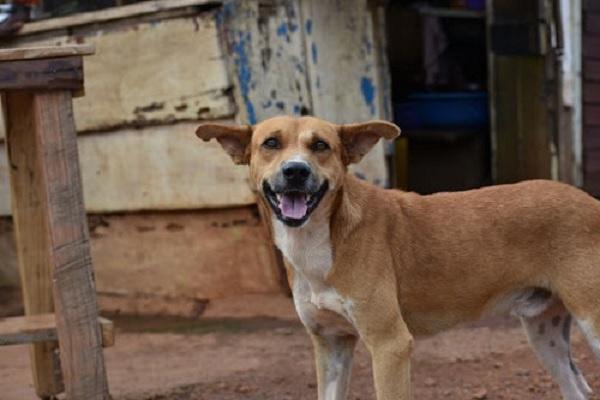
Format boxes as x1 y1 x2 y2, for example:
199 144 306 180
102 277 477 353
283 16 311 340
273 219 357 335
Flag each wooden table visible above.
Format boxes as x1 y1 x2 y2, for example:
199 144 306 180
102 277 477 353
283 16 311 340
0 45 112 399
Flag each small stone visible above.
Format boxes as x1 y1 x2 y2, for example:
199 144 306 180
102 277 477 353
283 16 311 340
472 388 487 399
516 368 530 377
424 377 436 387
234 384 252 394
307 382 317 389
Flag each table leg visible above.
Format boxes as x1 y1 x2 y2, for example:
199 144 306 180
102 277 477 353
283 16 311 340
5 91 109 399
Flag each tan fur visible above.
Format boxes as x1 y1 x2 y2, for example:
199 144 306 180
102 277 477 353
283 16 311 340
196 115 600 400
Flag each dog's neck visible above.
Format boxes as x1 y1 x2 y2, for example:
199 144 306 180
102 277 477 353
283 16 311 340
272 204 333 293
269 175 365 288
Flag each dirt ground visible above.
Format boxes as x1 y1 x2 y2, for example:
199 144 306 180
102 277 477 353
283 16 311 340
1 292 600 400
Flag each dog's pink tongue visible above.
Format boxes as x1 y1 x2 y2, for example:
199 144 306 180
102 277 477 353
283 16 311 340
279 193 307 219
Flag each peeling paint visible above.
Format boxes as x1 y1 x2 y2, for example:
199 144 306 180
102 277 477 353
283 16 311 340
305 19 312 35
276 22 287 37
232 30 257 124
134 102 165 113
311 42 318 64
360 77 376 116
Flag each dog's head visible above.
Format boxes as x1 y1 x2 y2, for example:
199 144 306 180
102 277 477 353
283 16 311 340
196 116 399 227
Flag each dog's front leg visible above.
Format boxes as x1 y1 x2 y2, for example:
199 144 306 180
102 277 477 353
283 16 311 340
357 304 413 400
309 332 358 400
367 333 413 400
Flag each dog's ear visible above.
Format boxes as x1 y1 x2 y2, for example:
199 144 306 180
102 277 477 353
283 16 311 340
195 124 252 165
339 121 400 164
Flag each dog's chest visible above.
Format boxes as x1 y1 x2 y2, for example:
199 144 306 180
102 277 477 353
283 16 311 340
273 220 357 335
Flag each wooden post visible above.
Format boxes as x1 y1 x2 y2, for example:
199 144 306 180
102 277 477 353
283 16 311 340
2 45 109 400
5 91 63 397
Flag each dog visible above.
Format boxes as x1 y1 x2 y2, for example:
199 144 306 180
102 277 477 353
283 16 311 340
196 115 600 400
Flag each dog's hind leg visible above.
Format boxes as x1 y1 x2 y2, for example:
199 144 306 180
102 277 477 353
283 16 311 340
520 297 592 400
576 317 600 360
310 333 358 400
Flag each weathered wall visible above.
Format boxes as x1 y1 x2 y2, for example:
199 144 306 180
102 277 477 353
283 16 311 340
91 207 281 316
0 6 284 314
0 10 244 215
0 0 393 315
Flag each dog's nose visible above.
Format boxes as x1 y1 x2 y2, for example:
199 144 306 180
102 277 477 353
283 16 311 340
282 162 311 183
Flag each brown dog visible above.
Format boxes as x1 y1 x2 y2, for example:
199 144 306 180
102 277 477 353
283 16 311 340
196 115 600 400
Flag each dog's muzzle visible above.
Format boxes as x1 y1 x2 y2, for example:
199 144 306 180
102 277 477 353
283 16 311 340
262 161 329 228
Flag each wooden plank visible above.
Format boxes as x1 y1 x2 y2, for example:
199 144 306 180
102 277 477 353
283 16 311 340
0 122 255 215
91 208 282 313
76 122 255 212
4 14 233 132
35 91 109 400
0 56 84 91
0 45 94 61
0 145 8 215
494 55 551 182
18 0 221 35
4 91 63 397
7 90 109 399
0 314 114 347
75 15 232 131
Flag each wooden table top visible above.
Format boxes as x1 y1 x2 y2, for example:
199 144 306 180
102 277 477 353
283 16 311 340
0 45 95 62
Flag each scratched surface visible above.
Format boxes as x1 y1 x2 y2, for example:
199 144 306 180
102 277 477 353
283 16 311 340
221 0 393 187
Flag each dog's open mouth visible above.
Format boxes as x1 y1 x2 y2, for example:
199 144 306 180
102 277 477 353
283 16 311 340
262 181 329 227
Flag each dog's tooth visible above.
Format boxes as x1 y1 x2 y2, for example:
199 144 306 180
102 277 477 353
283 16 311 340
276 194 282 202
305 194 311 202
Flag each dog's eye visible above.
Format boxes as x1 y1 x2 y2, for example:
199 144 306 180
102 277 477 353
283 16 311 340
312 140 330 152
262 137 280 149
